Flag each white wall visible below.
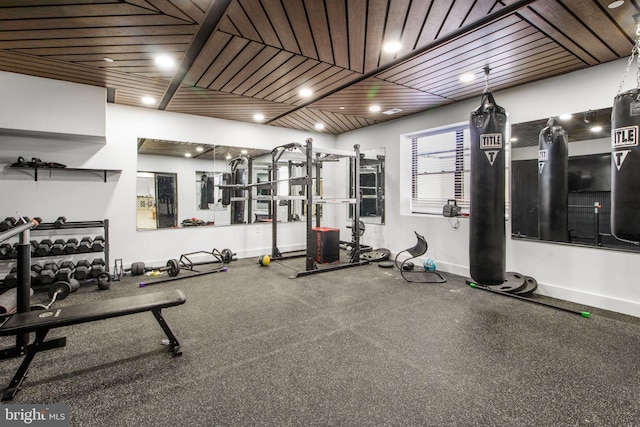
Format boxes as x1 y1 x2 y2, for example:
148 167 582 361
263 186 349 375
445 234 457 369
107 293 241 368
336 58 640 317
0 71 105 141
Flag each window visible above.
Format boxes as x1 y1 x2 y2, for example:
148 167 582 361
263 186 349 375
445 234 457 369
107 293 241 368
410 126 470 215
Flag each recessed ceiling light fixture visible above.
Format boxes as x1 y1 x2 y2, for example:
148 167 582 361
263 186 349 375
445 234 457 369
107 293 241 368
383 108 402 115
315 123 325 130
510 137 518 142
241 149 248 155
608 0 624 8
196 146 204 152
591 125 603 132
383 41 402 53
559 113 572 121
225 154 232 160
155 55 175 68
253 113 265 121
369 105 381 113
184 153 192 158
299 88 313 97
141 96 156 105
103 57 114 62
459 73 475 82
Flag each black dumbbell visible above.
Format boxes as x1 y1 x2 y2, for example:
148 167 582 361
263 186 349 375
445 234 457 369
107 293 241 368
39 262 59 285
30 240 39 257
74 259 91 280
0 243 12 259
54 216 67 228
0 217 17 232
51 239 66 255
3 267 18 288
7 243 18 259
90 258 106 278
31 263 43 286
78 237 93 253
36 239 53 257
92 236 105 252
65 238 79 254
55 260 76 282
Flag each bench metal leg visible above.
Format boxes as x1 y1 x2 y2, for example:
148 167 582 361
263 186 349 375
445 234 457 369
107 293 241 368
152 308 181 356
1 329 66 401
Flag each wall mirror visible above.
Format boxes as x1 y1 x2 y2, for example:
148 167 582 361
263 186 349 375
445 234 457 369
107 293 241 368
137 138 318 230
510 107 639 252
136 171 177 230
350 148 385 225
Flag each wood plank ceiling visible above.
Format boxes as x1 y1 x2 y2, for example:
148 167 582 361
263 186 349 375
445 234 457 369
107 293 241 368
0 0 636 135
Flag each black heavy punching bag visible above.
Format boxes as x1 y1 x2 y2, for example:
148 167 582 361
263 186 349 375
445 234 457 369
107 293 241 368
538 117 569 242
611 89 640 242
469 91 506 285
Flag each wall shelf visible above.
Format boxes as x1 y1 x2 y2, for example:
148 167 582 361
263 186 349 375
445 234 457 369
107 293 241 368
9 165 121 182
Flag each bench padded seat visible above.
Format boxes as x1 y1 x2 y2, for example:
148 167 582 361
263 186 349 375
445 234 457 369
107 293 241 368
0 289 186 336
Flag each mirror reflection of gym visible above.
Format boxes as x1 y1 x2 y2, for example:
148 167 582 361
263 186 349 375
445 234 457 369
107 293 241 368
510 107 639 252
136 172 178 230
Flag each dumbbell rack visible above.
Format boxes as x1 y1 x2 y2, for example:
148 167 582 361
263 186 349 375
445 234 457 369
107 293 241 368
0 219 110 290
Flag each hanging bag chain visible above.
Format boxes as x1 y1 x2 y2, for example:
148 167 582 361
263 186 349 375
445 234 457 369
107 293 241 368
618 17 640 96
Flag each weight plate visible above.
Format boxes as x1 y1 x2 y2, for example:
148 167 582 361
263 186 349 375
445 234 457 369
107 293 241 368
487 271 527 293
221 248 233 263
378 261 394 269
69 278 81 292
167 259 180 277
512 276 538 296
131 262 145 276
48 281 72 300
97 272 112 290
361 248 390 262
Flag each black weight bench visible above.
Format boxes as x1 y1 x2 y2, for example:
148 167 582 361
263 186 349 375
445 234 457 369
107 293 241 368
0 289 186 401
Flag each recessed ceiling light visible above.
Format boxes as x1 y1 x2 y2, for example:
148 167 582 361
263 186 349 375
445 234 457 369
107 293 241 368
591 125 603 132
155 55 175 68
510 137 518 142
315 123 325 130
184 153 192 158
559 113 572 121
103 57 114 62
241 149 248 155
383 41 402 53
339 106 345 110
608 0 624 8
141 96 156 105
196 146 204 152
369 105 381 113
253 113 265 121
383 108 402 115
459 73 475 82
299 88 313 97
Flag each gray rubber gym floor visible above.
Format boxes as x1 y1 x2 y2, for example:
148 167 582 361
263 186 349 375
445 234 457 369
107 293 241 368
1 257 639 426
